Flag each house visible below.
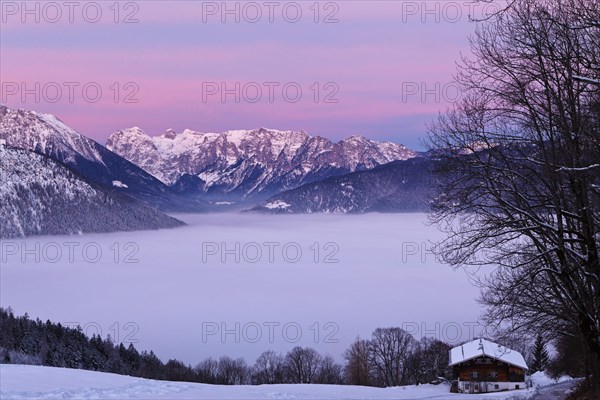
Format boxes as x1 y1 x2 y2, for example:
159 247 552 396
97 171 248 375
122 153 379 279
449 338 528 393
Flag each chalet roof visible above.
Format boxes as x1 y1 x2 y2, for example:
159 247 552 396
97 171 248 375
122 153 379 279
449 338 528 370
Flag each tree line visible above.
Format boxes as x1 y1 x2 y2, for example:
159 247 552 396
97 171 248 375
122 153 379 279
0 308 573 387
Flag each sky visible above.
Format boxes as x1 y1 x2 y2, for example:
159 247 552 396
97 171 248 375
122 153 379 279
0 1 502 149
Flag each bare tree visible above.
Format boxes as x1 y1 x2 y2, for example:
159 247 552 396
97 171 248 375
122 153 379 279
195 357 219 383
415 338 451 384
428 0 600 387
216 356 250 385
251 350 286 384
284 347 322 384
316 355 345 384
403 338 450 385
367 328 415 387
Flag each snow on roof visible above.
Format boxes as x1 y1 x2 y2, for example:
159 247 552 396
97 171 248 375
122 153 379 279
449 338 528 370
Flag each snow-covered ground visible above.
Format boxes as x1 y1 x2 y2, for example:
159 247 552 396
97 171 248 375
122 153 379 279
0 213 482 364
0 365 568 400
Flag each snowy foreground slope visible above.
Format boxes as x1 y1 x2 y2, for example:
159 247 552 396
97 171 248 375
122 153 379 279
0 365 566 400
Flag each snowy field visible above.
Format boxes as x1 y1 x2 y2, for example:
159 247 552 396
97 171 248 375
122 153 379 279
0 365 567 400
0 213 483 365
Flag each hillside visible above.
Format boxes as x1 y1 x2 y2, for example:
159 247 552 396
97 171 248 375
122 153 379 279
0 144 183 238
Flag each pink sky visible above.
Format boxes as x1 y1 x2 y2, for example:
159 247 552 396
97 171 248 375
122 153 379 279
0 1 490 149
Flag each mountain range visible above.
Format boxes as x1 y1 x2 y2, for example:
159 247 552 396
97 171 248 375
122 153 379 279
0 105 435 237
250 157 435 213
106 127 417 201
0 106 205 212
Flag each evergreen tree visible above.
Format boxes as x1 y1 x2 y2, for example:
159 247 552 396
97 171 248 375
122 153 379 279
2 349 11 363
530 334 550 373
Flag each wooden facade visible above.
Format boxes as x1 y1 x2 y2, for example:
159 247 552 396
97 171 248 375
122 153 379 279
450 355 526 393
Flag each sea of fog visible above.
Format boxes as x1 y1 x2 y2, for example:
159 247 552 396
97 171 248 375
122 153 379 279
0 213 486 365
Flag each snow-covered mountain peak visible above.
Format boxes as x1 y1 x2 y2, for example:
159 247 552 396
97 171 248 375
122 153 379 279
217 128 309 147
163 129 177 139
107 125 418 199
0 107 185 210
0 105 11 120
0 106 104 164
457 141 498 154
342 134 368 142
181 128 201 136
34 111 75 135
117 126 146 137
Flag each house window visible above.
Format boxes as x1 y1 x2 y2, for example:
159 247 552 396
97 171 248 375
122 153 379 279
515 384 520 389
488 372 498 380
464 384 470 390
472 371 478 379
495 384 499 390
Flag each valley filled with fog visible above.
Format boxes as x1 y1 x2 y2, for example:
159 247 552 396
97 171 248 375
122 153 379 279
0 213 482 365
